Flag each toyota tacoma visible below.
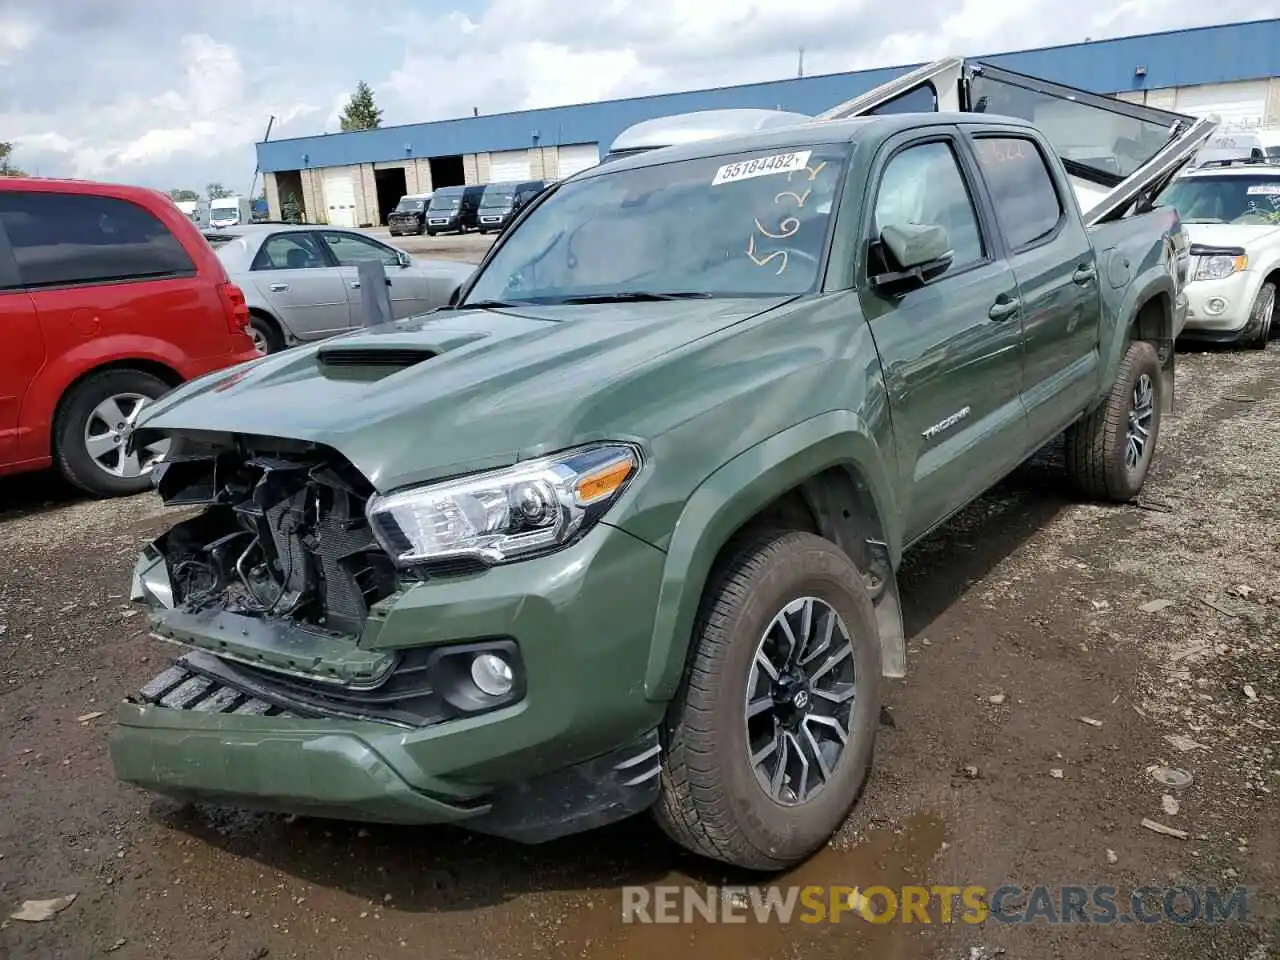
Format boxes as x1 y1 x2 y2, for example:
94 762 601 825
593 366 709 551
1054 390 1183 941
111 61 1214 869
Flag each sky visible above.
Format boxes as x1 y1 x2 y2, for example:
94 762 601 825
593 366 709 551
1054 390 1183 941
0 1 1268 194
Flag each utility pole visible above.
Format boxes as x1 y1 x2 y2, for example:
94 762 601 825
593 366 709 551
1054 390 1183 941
248 114 276 206
797 46 805 78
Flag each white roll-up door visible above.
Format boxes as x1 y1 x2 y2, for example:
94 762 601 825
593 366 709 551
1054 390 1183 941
323 169 358 227
557 143 600 179
489 150 531 182
1174 81 1268 128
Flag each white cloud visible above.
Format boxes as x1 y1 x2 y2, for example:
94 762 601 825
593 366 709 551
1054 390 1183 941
0 13 37 63
0 0 1268 189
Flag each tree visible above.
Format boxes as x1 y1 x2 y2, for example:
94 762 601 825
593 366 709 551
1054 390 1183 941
0 142 27 177
206 182 231 200
168 188 199 202
339 81 383 132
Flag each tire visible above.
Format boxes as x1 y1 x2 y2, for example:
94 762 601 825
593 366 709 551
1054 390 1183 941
248 313 284 354
1064 339 1162 502
1241 282 1275 350
652 530 882 870
426 230 437 237
54 369 172 498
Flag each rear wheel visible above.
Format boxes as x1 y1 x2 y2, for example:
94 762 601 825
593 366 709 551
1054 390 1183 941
1241 282 1275 350
248 313 284 354
1064 339 1162 502
653 530 881 870
54 369 172 497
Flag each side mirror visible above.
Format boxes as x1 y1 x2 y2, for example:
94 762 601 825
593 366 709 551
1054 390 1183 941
871 223 954 296
396 249 411 268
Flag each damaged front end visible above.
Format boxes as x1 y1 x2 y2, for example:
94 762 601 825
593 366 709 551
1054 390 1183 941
127 433 520 728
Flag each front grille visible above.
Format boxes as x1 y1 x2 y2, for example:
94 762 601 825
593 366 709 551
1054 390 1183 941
134 647 455 729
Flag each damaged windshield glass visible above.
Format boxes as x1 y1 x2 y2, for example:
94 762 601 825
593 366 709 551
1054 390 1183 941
1156 175 1280 225
463 143 850 304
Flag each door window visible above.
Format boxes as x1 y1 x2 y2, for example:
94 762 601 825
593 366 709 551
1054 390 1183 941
971 137 1064 250
0 191 196 288
872 141 985 271
251 233 330 270
318 231 400 267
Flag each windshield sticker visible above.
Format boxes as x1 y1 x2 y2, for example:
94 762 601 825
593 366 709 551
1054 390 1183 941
1246 184 1280 195
713 150 812 186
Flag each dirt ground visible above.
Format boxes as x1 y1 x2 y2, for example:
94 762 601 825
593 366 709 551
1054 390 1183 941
1 337 1277 960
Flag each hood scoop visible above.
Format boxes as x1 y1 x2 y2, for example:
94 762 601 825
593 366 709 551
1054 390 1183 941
318 346 436 367
316 345 437 377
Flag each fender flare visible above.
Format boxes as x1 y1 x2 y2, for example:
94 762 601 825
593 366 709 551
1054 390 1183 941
642 410 900 701
17 335 187 462
1101 266 1177 410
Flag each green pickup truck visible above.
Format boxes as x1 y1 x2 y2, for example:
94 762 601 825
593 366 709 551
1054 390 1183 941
111 62 1215 870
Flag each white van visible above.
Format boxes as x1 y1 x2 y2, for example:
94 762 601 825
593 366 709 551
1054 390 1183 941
1194 129 1280 166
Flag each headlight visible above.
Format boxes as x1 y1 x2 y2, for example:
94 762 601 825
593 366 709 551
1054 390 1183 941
366 443 640 566
1194 254 1247 281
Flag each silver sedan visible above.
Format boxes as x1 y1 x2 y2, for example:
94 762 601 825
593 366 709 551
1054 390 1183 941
205 224 475 353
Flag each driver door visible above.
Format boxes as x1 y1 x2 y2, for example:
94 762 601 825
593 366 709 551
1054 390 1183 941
856 129 1029 544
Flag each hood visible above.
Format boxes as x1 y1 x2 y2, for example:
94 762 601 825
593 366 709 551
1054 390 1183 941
139 296 790 491
1183 222 1280 248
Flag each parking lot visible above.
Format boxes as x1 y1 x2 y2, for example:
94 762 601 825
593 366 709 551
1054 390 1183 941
1 333 1276 960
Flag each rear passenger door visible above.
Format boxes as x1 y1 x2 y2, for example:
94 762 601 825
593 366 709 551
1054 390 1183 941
968 131 1102 439
857 129 1028 543
316 230 426 321
249 232 352 340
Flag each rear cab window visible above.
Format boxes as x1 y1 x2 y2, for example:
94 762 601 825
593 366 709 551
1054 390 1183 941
0 191 196 288
971 136 1064 250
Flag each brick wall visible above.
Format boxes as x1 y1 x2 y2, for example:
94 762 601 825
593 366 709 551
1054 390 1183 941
475 152 492 183
463 154 479 185
357 163 378 225
414 159 434 194
1267 78 1280 126
264 172 281 221
300 169 321 223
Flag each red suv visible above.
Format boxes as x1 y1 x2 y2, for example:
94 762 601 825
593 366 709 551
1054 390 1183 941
0 178 259 497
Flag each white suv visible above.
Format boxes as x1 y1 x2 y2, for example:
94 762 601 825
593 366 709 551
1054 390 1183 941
1157 161 1280 349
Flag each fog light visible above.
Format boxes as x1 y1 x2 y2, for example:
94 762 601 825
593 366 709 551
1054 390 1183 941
1205 297 1228 316
471 653 514 697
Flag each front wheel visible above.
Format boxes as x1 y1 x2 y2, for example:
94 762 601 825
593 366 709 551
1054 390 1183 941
54 369 172 497
653 530 881 870
1064 339 1162 501
1242 281 1275 350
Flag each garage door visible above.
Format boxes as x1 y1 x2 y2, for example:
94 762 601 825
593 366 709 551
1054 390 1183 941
1174 81 1268 128
323 169 358 227
489 150 531 182
557 143 600 179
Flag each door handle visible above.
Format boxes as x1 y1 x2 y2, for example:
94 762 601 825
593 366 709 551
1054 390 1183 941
349 280 360 289
988 296 1020 321
269 282 289 292
1072 264 1097 285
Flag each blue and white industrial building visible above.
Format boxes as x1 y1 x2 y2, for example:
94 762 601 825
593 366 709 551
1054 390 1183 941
256 18 1280 227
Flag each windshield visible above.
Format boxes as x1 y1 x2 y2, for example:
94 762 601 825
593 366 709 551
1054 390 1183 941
395 199 425 212
463 143 849 304
1156 175 1280 225
480 188 515 208
429 194 462 211
969 74 1176 183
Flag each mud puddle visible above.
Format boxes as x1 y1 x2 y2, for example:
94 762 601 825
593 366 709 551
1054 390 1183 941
545 813 949 959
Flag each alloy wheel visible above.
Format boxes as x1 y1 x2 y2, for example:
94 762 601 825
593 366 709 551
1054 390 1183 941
1125 373 1155 472
745 596 857 806
83 393 170 479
